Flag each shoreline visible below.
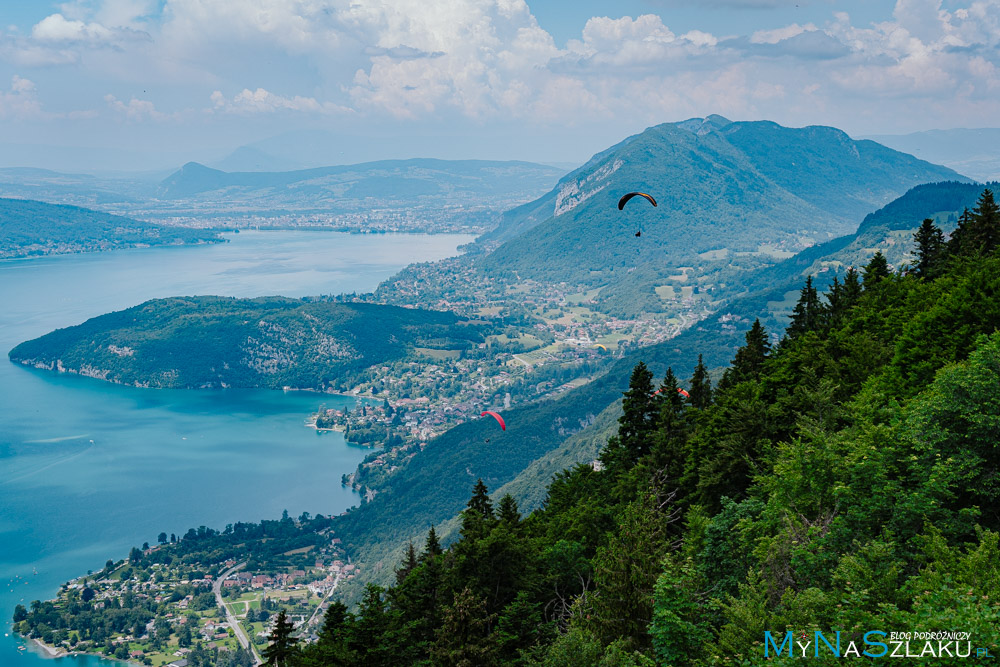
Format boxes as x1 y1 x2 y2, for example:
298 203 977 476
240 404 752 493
28 637 140 666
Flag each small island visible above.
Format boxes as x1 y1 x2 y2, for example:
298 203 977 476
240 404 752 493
13 513 356 667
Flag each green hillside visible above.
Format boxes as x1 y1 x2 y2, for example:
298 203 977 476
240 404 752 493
476 117 963 315
0 198 221 258
9 297 489 390
330 182 996 601
296 188 1000 666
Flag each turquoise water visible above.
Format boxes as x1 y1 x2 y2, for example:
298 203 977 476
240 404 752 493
0 231 473 666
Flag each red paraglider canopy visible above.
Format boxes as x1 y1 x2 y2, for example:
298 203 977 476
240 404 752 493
651 388 690 398
481 411 506 431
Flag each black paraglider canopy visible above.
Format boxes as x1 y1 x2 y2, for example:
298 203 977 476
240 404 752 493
618 192 657 237
617 192 657 210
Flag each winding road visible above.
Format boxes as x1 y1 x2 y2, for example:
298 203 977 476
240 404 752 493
214 562 261 665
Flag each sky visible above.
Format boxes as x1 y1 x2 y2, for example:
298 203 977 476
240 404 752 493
0 0 998 172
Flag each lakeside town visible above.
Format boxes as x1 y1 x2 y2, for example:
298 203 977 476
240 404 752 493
13 515 355 667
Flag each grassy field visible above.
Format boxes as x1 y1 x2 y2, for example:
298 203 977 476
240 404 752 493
412 347 463 360
655 285 677 301
565 288 601 305
697 248 729 260
766 289 800 318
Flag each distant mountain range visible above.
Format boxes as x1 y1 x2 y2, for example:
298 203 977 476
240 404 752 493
0 198 221 259
155 159 567 214
0 158 568 226
863 128 1000 183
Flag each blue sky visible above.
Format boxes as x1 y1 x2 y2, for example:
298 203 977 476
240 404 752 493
0 0 997 172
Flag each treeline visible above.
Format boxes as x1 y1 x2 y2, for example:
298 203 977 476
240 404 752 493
268 190 1000 664
9 297 490 391
0 197 221 258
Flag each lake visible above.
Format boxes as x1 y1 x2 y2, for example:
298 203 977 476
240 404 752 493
0 230 473 666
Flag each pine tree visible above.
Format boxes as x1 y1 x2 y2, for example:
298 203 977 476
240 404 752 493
719 320 770 389
349 584 393 664
468 479 493 520
787 275 822 338
862 251 890 288
841 267 862 309
395 542 418 585
972 188 1000 254
657 367 684 416
617 361 658 463
299 602 355 666
913 218 946 278
688 354 712 410
430 588 497 667
262 610 298 667
422 526 443 561
496 494 521 526
460 480 496 542
948 207 975 256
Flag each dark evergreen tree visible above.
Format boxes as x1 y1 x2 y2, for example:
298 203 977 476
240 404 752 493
422 526 443 561
840 267 862 310
261 610 298 667
687 354 712 409
948 207 975 256
862 251 890 288
604 361 658 466
497 494 521 526
913 218 946 278
430 588 497 667
787 275 822 338
395 542 418 585
718 319 770 389
972 188 1000 254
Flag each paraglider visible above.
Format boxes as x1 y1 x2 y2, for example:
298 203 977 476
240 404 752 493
481 411 506 431
618 192 657 210
594 344 608 352
651 388 690 398
618 192 657 237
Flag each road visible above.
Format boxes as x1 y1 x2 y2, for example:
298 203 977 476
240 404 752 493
214 562 262 665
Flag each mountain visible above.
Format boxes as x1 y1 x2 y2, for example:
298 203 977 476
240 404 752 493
864 128 1000 183
476 117 964 314
9 297 490 390
156 159 568 213
0 198 220 259
208 146 306 173
330 180 995 596
297 196 1000 666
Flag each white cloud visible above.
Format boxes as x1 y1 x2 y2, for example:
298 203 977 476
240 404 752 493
750 23 816 44
0 76 43 118
4 0 1000 141
210 88 351 114
33 14 113 43
104 93 166 120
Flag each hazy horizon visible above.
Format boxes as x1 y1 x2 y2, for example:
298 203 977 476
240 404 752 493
1 0 999 173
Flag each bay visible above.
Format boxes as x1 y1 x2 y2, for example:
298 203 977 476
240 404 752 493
0 230 473 666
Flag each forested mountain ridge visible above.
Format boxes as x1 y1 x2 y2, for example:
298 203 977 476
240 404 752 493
9 297 489 390
329 181 995 593
478 117 963 288
289 188 1000 666
0 198 221 259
